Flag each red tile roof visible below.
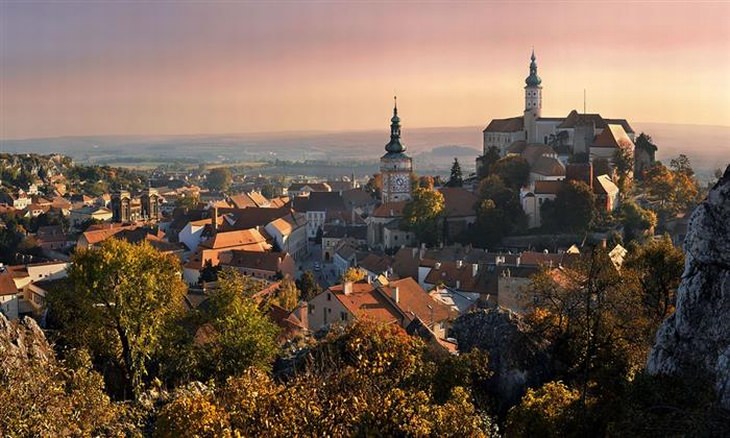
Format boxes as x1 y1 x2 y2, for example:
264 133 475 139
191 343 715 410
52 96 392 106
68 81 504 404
483 116 524 133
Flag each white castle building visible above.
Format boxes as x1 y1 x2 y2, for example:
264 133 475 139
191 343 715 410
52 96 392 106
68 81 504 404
477 51 636 178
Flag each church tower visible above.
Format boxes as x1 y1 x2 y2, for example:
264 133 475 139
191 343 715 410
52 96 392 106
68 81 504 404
524 50 542 143
380 97 413 203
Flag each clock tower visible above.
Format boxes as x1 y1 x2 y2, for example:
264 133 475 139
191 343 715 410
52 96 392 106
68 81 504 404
380 97 413 203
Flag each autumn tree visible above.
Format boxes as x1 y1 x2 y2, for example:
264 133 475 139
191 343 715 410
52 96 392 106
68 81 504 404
613 141 634 195
341 266 366 283
268 276 300 311
402 185 445 246
541 180 596 233
624 236 684 323
491 155 530 190
506 381 581 438
207 167 232 192
446 157 464 187
46 239 187 400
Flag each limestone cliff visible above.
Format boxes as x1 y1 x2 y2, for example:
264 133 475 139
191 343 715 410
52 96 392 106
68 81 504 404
647 165 730 408
451 308 552 409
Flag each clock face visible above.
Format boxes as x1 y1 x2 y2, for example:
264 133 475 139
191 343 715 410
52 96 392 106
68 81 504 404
392 174 408 191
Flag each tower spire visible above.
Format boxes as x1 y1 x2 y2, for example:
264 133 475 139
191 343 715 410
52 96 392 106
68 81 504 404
384 97 405 154
526 49 541 87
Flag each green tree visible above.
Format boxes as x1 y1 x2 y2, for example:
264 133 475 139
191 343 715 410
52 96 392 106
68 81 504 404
446 157 463 187
541 180 596 233
402 186 445 246
613 141 634 195
620 200 657 243
472 175 526 247
196 268 280 381
491 155 530 190
268 276 300 311
669 154 694 177
207 167 232 192
477 146 501 179
297 270 321 301
624 236 684 323
46 239 187 399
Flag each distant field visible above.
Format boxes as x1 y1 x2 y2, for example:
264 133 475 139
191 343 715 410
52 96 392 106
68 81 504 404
1 123 727 179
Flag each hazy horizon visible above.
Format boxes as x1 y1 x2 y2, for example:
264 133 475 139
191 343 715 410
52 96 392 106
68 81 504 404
2 2 729 140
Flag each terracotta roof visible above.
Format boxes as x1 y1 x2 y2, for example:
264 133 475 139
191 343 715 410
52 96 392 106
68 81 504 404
329 282 401 325
531 155 565 177
221 250 289 273
381 277 456 323
521 144 557 167
0 269 19 296
372 201 407 218
558 110 634 134
358 253 393 275
483 116 524 133
423 261 488 294
592 124 634 149
533 180 564 195
81 224 137 245
201 228 270 250
506 140 528 155
229 192 270 209
439 187 478 218
267 213 305 236
218 206 291 231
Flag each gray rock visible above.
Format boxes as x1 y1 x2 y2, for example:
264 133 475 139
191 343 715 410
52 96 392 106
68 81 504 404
647 165 730 408
0 313 54 367
452 307 552 408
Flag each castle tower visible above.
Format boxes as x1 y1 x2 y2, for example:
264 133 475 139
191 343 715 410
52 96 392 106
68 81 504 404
524 50 542 143
380 97 413 203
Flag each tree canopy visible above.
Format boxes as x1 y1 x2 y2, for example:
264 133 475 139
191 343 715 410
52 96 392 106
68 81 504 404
491 155 530 190
207 167 233 192
46 238 187 399
446 157 464 187
541 180 596 233
402 186 445 246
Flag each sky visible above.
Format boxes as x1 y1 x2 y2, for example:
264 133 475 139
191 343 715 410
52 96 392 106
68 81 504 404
1 1 729 140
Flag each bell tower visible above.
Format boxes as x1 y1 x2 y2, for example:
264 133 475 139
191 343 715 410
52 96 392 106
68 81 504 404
524 50 542 143
380 97 413 204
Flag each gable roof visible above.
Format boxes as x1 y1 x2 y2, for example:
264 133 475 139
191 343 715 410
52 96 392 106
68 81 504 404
329 282 402 325
228 192 270 209
0 269 19 296
531 155 566 177
201 228 270 250
218 206 290 231
292 191 346 213
288 182 331 192
594 174 619 195
439 187 478 218
221 250 288 273
558 109 635 134
372 201 407 218
358 253 393 275
380 277 456 323
592 124 634 149
483 116 524 133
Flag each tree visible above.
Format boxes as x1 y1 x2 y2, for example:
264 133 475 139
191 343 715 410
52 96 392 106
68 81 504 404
297 270 321 301
477 146 501 179
341 267 366 283
268 276 300 311
471 175 526 247
207 167 232 192
446 158 463 187
491 155 530 190
506 381 581 438
364 173 382 199
620 200 657 243
634 133 658 179
613 141 634 195
194 268 280 382
46 239 187 399
541 180 596 233
669 154 694 177
402 186 445 246
624 236 684 323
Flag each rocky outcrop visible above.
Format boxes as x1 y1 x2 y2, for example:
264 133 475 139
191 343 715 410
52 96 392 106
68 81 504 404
452 307 552 408
0 313 54 367
647 165 730 409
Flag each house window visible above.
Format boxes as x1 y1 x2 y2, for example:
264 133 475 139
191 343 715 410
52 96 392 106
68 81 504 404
309 304 315 314
327 293 331 301
341 312 348 322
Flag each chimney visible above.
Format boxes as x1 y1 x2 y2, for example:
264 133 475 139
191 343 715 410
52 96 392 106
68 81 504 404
343 281 353 295
211 206 218 233
434 262 442 270
392 286 399 303
456 260 463 269
412 247 417 258
456 280 461 290
472 263 478 277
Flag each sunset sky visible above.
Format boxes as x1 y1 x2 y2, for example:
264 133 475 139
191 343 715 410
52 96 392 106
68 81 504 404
1 1 729 140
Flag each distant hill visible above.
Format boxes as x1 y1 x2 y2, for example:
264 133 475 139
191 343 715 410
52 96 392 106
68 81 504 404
1 123 727 177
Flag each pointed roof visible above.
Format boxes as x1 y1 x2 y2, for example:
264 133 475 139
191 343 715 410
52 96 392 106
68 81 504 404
384 97 406 154
525 50 542 87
